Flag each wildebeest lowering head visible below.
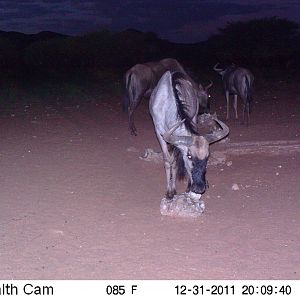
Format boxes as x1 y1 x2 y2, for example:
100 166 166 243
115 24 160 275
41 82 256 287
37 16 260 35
149 71 228 199
162 116 229 195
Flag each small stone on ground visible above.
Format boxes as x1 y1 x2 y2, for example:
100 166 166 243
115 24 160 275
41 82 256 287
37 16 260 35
160 192 205 218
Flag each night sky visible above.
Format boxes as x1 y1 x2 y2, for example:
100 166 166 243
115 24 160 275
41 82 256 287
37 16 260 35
0 0 299 43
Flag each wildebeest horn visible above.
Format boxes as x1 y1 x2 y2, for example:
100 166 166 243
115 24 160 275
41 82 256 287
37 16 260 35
205 80 213 90
213 63 223 72
204 114 229 144
162 119 193 146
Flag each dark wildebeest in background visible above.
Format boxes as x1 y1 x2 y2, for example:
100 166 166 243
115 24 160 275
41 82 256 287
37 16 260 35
213 63 254 125
149 71 229 199
124 58 212 135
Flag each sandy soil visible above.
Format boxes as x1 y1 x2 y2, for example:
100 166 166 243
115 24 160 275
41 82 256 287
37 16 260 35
0 81 299 280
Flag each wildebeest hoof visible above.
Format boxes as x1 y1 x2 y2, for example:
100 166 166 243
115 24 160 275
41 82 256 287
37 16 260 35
130 129 137 136
166 190 176 200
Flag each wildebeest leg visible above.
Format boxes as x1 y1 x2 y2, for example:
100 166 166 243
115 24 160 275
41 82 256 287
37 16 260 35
129 94 144 136
225 90 230 120
233 94 238 119
186 180 191 193
242 101 250 126
128 90 148 135
164 160 177 199
128 106 137 136
160 140 176 199
247 102 250 125
170 159 177 196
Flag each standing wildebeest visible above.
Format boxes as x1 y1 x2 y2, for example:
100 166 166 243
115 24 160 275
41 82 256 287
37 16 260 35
213 63 254 125
150 71 229 199
124 58 212 135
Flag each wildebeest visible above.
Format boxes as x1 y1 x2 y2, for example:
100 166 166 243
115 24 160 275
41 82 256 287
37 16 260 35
213 63 254 125
124 58 212 135
149 71 229 199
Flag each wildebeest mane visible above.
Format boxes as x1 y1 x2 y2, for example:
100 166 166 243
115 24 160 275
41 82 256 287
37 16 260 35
171 71 198 134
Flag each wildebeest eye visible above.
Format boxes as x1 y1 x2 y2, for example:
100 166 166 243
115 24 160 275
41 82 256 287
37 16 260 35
187 151 192 160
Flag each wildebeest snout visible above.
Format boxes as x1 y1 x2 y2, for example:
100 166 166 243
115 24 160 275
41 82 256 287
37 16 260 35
190 182 206 194
189 158 208 194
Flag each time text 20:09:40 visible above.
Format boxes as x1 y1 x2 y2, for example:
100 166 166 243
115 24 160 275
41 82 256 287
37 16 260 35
175 284 292 296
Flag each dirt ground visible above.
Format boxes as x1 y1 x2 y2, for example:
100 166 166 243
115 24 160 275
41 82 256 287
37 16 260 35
0 80 299 280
